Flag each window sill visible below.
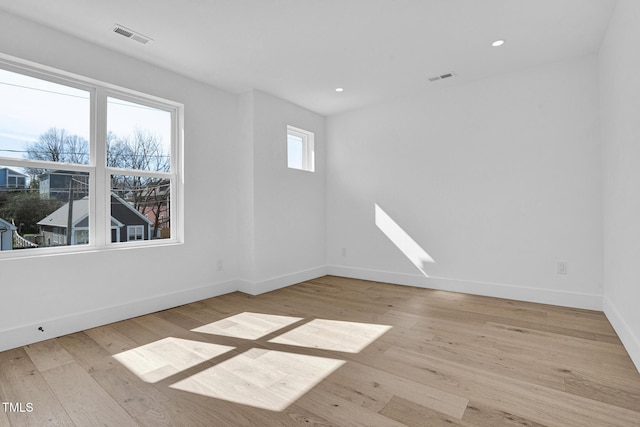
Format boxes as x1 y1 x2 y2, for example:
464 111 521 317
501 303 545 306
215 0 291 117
0 239 184 261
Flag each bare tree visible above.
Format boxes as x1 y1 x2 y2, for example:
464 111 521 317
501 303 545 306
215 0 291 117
24 127 89 176
109 129 171 239
22 127 170 239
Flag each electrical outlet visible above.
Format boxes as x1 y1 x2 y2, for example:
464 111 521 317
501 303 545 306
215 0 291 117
341 247 347 257
216 259 223 271
557 261 568 275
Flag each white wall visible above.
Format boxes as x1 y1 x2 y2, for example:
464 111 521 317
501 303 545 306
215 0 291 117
0 12 241 351
237 92 257 281
1 7 633 371
0 13 326 351
238 90 327 293
599 0 640 371
327 55 603 309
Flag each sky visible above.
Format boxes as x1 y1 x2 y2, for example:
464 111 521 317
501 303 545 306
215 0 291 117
0 67 171 170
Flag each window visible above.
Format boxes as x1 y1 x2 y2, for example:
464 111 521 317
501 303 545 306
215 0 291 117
127 225 144 241
108 96 173 242
0 56 181 256
287 125 314 172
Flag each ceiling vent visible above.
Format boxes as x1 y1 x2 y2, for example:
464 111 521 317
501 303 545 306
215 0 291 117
428 72 456 82
111 24 154 45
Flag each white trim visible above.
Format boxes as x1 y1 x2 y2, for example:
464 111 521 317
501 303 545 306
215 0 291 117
0 279 239 353
0 52 183 109
603 296 640 373
73 228 89 245
326 265 603 310
106 168 173 179
110 217 125 228
237 265 327 296
287 125 315 172
94 87 107 248
0 54 182 258
0 266 625 364
0 157 94 173
127 225 145 241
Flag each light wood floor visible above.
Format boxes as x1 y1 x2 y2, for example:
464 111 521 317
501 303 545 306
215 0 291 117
1 276 639 426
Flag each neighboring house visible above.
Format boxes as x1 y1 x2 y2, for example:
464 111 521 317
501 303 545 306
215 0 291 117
0 167 28 190
39 170 89 200
144 199 171 238
0 217 17 251
37 193 153 246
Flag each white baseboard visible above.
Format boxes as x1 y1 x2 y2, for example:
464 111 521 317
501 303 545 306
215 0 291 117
238 265 327 295
326 265 603 310
0 279 239 353
2 264 614 360
603 297 640 373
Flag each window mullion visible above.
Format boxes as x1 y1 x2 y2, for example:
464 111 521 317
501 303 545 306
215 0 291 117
94 87 108 248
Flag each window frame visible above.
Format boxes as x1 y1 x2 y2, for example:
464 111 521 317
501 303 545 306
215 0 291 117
287 125 315 172
0 53 183 259
104 90 178 247
126 225 145 242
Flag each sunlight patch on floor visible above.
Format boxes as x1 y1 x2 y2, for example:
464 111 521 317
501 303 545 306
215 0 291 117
170 348 345 411
112 337 234 383
114 313 392 410
269 319 392 353
191 312 303 340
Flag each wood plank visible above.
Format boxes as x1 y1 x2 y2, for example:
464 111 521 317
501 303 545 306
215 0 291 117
0 407 10 427
281 404 337 426
1 275 639 426
61 331 179 427
297 388 407 427
23 339 75 372
110 318 165 347
380 395 473 427
59 331 248 426
0 348 74 427
39 361 138 427
84 324 140 355
321 360 469 418
387 328 566 390
461 400 548 427
564 377 640 412
482 321 638 376
380 345 640 427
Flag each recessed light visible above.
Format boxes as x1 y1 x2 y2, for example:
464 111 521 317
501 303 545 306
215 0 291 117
335 88 344 92
492 40 505 47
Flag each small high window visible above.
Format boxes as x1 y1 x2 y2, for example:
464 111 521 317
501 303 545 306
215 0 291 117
287 125 314 172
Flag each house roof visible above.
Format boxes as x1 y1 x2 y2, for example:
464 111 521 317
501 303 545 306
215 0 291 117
0 217 17 231
0 167 27 177
37 197 90 228
37 193 152 228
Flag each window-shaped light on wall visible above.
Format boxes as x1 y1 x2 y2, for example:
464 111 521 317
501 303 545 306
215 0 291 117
287 125 314 172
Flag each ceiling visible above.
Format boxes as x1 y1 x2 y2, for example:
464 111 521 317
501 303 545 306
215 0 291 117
0 0 617 116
